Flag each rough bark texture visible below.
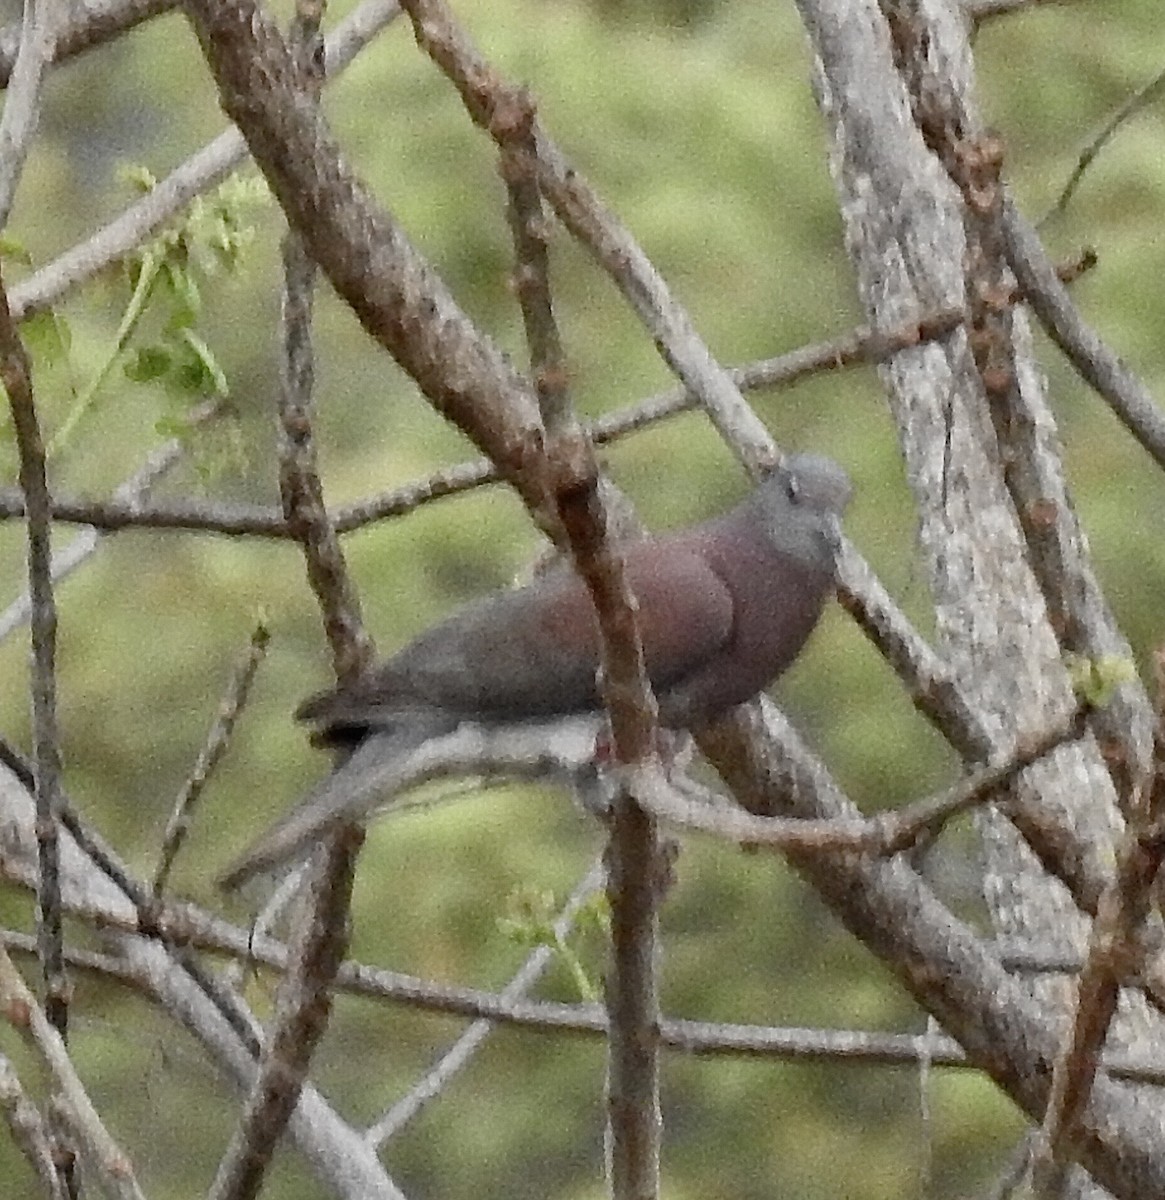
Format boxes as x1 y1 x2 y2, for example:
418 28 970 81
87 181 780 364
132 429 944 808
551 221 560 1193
792 1 1161 1194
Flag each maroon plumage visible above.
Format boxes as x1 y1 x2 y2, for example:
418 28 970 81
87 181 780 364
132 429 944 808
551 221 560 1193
220 454 851 889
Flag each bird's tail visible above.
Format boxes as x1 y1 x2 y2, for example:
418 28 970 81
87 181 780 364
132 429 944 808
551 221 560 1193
218 720 448 892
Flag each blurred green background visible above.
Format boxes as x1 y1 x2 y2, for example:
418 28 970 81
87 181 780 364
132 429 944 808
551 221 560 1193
2 0 1165 1196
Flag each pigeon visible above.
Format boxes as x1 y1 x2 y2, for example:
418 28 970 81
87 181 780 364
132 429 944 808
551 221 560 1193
219 453 851 889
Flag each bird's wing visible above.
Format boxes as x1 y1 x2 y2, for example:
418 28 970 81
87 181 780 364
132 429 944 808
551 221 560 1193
622 541 737 691
385 543 737 718
300 545 737 733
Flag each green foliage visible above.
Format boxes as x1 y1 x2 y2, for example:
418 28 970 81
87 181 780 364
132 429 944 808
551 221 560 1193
42 170 267 459
498 884 609 1002
1065 652 1139 707
22 307 72 366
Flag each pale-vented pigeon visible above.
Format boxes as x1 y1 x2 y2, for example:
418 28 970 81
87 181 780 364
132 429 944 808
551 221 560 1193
219 454 851 889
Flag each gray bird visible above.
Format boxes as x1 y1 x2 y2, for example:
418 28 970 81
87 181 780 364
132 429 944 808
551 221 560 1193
219 454 851 890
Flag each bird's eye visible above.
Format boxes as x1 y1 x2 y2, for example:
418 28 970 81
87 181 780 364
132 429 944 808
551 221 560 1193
784 472 802 503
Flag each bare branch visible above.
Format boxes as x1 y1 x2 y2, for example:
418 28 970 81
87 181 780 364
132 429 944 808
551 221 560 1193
366 858 605 1144
8 0 402 323
15 912 1165 1099
501 86 569 419
0 765 409 1199
0 944 145 1200
494 82 663 1195
278 208 373 683
0 399 226 641
400 0 776 476
544 438 664 1198
1032 654 1165 1193
1044 64 1165 223
0 266 68 1072
1003 200 1165 473
23 790 1165 1132
0 0 54 228
209 19 369 1195
181 0 559 530
0 0 174 88
695 696 1165 1198
0 1052 66 1200
153 621 270 895
634 706 1089 853
887 21 1154 815
209 828 360 1200
0 264 1092 544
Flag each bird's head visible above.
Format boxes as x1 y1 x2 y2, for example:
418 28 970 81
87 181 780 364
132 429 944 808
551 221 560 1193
779 453 852 515
750 452 852 568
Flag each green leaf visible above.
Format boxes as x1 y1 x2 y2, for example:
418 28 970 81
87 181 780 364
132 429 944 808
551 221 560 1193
1064 653 1138 707
576 893 610 935
0 234 30 265
175 328 228 396
22 310 71 366
498 886 559 946
153 411 190 439
118 163 158 194
124 345 172 383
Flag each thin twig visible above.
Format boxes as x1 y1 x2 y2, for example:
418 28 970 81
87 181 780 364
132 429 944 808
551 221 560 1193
0 264 68 1063
694 693 1165 1193
0 398 227 642
835 544 997 766
0 944 146 1200
365 858 605 1145
401 0 775 477
185 0 570 537
0 0 54 228
277 210 372 681
0 0 173 89
4 754 277 1063
632 706 1089 852
501 83 569 420
0 764 408 1198
11 916 1165 1090
8 0 402 323
1044 64 1165 222
209 827 360 1200
153 620 271 895
0 265 1092 542
603 762 663 1200
210 14 367 1196
492 79 662 1198
1002 199 1165 473
899 55 1153 814
860 11 1165 1040
1032 651 1165 1194
0 1052 65 1200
